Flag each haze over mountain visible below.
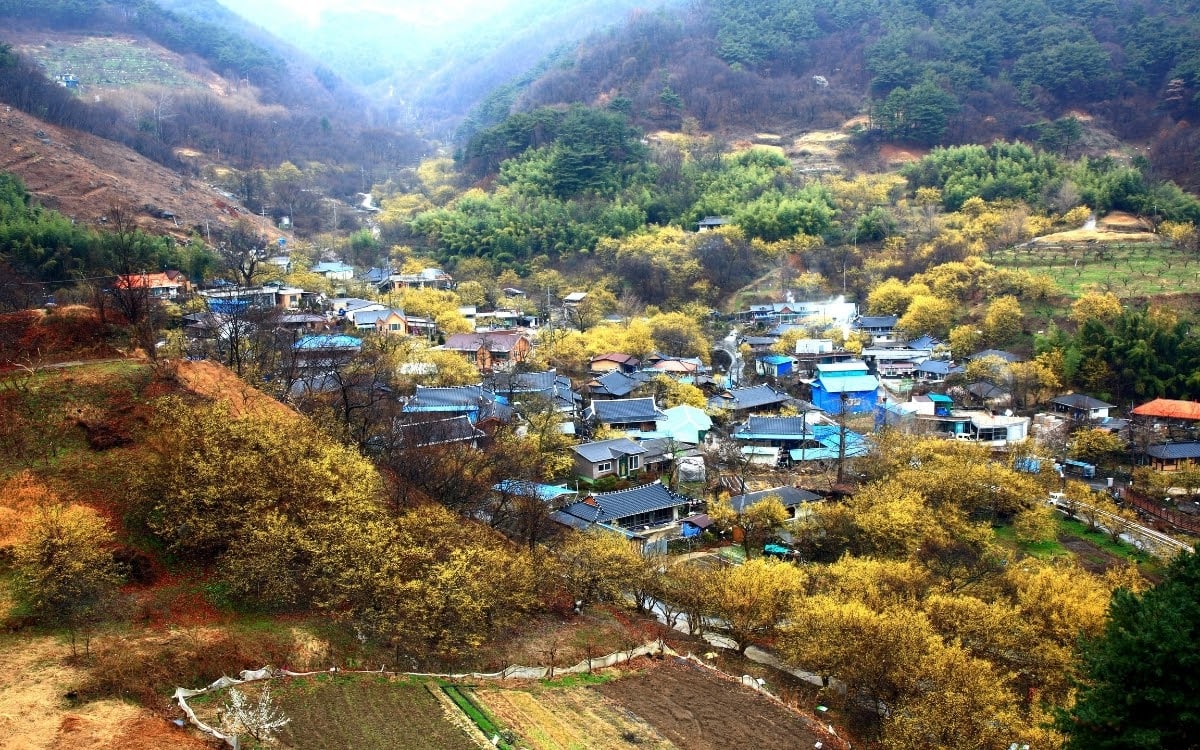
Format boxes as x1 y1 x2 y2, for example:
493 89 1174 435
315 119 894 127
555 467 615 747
213 0 678 135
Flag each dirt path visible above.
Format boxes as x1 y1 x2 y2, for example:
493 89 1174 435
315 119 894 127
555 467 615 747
0 635 207 750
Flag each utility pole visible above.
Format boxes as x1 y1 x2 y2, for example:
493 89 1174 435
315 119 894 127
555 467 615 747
836 392 848 485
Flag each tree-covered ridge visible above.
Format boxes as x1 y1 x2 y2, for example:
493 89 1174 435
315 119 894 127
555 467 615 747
0 0 283 85
708 0 1200 106
0 173 211 289
496 0 1200 190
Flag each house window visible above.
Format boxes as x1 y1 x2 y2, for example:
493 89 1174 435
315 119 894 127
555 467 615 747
628 456 640 470
596 461 612 473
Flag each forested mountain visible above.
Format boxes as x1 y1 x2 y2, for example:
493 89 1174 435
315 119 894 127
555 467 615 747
493 0 1200 190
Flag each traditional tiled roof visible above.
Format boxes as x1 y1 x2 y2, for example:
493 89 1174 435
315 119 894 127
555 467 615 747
1146 442 1200 460
707 384 792 412
589 370 650 398
729 486 820 513
560 481 693 525
444 332 529 353
853 315 898 329
488 370 580 411
405 385 489 411
397 415 483 447
589 397 665 424
574 438 647 463
736 416 810 439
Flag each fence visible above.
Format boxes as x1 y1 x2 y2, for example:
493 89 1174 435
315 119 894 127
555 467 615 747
174 639 676 748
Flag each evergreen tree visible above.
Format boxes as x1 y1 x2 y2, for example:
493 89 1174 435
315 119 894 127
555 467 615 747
1059 552 1200 748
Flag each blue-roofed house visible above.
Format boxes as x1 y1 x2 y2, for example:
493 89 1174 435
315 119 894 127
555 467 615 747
810 361 880 414
554 481 696 530
906 334 943 351
401 385 513 424
585 397 667 434
312 261 355 281
655 405 713 445
733 415 868 466
329 297 387 325
916 359 962 383
492 480 577 504
359 267 391 286
757 354 796 378
573 438 648 481
292 334 362 369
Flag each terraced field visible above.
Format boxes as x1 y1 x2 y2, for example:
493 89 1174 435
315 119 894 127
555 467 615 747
474 680 673 750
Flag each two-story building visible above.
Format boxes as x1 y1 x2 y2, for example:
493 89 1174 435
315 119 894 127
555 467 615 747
810 360 880 414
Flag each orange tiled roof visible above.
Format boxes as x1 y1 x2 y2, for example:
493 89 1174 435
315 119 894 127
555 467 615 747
1131 398 1200 420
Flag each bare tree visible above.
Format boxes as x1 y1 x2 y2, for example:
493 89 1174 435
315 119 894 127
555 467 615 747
220 685 291 744
217 219 270 286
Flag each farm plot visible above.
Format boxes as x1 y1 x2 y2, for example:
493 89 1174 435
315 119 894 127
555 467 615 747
190 675 480 750
474 680 675 750
598 660 826 750
991 239 1196 298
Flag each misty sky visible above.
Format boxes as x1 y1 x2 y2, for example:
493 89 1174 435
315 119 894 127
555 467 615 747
284 0 519 26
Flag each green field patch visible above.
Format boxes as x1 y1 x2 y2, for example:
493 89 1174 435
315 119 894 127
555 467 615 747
194 674 480 750
22 36 204 90
992 523 1070 560
991 241 1198 298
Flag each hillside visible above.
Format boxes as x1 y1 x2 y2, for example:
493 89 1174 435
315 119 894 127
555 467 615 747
0 104 281 241
488 0 1200 189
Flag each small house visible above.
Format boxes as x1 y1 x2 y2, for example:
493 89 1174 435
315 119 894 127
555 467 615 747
312 261 355 281
851 315 899 345
114 271 190 299
585 397 667 434
444 332 532 372
1131 399 1200 425
292 334 362 369
757 354 796 378
1145 442 1200 472
729 486 821 520
810 361 880 414
554 481 696 530
590 353 641 375
697 216 731 232
1051 393 1115 422
587 370 652 401
573 438 647 481
707 383 798 416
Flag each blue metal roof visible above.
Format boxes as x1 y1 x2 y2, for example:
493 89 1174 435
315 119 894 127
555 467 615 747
293 334 362 350
492 481 577 502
